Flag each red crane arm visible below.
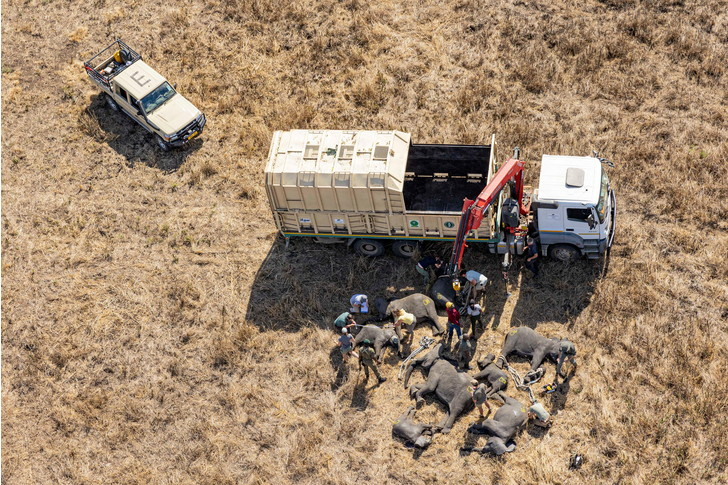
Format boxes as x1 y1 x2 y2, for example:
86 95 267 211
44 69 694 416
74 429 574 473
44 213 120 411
448 157 528 274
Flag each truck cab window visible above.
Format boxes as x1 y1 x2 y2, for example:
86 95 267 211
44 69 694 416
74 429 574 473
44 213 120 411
116 86 129 103
566 208 592 221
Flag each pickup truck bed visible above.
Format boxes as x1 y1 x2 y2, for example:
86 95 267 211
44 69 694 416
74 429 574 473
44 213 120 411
84 39 141 88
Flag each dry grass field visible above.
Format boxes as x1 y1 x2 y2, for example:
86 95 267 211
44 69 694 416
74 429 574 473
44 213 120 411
2 0 728 483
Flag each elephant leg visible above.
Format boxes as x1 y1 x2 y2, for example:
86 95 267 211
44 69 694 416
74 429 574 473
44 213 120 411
439 396 468 434
486 386 505 405
500 335 518 361
414 377 438 404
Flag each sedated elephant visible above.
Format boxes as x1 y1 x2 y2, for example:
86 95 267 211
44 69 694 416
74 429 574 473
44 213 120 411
466 393 529 455
498 326 566 373
408 358 475 434
472 353 508 404
353 324 399 362
403 342 445 388
374 293 444 335
392 406 434 449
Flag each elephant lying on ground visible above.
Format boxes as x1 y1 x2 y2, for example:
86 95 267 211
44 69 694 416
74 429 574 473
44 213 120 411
472 353 508 404
403 343 445 388
499 326 565 373
429 275 459 309
409 358 475 433
374 293 444 335
466 393 529 455
353 324 399 362
392 406 434 449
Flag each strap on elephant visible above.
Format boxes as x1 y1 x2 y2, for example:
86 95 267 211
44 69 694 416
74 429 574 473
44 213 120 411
500 355 538 403
398 336 435 380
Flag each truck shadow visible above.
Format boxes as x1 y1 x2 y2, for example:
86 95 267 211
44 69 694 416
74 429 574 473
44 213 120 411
83 94 201 171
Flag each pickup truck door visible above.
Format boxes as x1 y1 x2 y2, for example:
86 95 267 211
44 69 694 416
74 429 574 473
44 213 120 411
112 83 150 131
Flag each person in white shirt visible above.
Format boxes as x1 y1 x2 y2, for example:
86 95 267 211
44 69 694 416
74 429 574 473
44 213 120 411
350 294 369 313
463 269 488 302
465 299 483 336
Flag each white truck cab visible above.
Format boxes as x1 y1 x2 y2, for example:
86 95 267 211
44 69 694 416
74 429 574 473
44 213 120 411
531 155 616 260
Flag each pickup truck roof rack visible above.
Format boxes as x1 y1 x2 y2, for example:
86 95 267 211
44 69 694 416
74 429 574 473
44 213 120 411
83 39 141 88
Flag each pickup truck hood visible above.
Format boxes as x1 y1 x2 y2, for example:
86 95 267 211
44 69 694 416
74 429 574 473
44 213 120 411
146 94 201 135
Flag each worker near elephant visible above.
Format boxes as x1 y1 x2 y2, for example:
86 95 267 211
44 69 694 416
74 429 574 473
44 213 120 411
445 301 462 345
465 269 488 302
333 311 357 331
358 339 386 384
553 339 577 386
469 383 492 418
415 255 443 288
350 294 369 313
465 299 483 336
337 328 357 361
393 308 416 356
456 334 475 370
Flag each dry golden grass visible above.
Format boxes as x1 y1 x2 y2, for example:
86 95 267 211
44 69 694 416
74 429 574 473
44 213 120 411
2 0 727 483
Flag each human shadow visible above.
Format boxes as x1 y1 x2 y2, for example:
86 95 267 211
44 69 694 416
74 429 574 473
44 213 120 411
82 93 202 171
329 347 350 392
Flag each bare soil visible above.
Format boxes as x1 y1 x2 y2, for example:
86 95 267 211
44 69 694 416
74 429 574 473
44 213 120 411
2 0 727 484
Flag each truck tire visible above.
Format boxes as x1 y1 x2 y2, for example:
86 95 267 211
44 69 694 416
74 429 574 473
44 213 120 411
392 240 418 258
155 135 171 152
353 239 385 257
549 244 580 263
105 94 119 112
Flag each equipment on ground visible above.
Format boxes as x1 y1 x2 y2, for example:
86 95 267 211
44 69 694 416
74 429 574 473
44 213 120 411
398 335 435 380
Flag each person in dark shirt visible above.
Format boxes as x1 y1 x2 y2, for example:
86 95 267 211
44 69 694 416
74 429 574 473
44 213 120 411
415 255 443 287
445 301 462 345
525 237 539 278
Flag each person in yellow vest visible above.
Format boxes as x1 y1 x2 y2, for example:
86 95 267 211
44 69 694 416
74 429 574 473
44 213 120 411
393 308 416 357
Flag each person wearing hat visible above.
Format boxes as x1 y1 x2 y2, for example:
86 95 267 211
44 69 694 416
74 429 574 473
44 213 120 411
350 294 369 314
553 339 577 386
333 311 357 331
445 301 462 346
358 339 386 384
337 327 357 361
393 308 416 357
465 299 483 336
469 382 492 417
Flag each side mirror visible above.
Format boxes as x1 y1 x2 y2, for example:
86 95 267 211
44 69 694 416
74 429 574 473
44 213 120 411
173 83 177 89
587 213 597 230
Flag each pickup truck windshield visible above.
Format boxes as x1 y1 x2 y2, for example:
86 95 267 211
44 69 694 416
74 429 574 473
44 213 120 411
596 169 610 223
140 82 176 114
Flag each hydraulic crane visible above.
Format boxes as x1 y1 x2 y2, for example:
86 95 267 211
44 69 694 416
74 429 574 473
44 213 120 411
446 149 530 278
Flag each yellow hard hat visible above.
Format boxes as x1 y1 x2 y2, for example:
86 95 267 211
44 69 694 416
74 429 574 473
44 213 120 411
446 301 454 309
113 50 122 63
452 279 461 291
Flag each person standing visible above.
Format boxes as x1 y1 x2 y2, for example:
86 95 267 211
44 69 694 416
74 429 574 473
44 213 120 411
337 328 357 361
553 339 577 386
445 301 462 345
358 339 386 384
524 237 539 278
456 334 475 370
465 299 484 337
470 383 491 418
350 294 369 313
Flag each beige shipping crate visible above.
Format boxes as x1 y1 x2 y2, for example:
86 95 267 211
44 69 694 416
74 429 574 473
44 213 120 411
265 130 502 253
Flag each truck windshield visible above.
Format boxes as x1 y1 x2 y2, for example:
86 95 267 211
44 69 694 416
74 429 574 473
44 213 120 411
595 169 610 223
140 82 176 114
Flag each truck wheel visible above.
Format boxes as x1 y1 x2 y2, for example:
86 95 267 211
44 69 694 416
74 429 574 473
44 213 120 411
392 240 418 258
105 94 119 112
155 135 171 152
353 239 385 257
549 244 580 263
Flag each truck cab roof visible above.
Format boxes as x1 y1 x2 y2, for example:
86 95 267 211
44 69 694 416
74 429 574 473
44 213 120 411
113 60 166 100
536 155 602 205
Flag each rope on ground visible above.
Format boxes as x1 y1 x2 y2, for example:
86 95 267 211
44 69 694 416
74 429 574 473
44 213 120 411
398 335 435 380
500 355 537 403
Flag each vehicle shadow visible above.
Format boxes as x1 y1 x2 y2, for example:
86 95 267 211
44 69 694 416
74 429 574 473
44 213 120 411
82 93 202 171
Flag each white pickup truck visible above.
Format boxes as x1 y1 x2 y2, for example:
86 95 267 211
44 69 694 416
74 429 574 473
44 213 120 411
84 39 205 151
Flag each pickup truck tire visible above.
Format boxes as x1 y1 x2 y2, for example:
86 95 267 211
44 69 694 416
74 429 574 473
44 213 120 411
392 240 418 258
353 239 385 257
105 94 119 112
155 135 171 152
549 244 580 263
